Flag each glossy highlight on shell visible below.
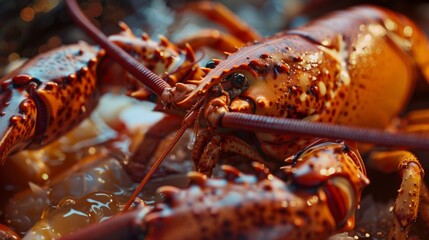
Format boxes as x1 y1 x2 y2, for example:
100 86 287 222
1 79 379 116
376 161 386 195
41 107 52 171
1 1 429 239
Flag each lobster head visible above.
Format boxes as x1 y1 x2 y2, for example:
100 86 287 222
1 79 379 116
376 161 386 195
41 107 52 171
161 33 349 159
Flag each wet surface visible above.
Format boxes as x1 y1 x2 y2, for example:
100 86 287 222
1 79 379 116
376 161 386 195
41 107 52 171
1 0 429 239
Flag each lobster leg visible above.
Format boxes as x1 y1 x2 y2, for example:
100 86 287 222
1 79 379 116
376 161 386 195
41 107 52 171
125 115 183 181
192 129 265 176
175 1 263 53
391 109 429 134
368 150 424 240
105 23 206 95
176 29 247 53
131 115 183 164
403 109 429 125
178 1 262 43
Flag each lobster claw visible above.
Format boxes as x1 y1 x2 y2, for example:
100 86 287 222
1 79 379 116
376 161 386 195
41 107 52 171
0 80 37 163
0 43 100 164
283 140 370 231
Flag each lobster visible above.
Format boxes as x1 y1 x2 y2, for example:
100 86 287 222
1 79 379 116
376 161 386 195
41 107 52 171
59 140 369 240
1 0 429 239
0 21 205 165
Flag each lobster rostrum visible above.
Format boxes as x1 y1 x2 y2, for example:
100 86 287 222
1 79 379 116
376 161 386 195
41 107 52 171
2 0 429 239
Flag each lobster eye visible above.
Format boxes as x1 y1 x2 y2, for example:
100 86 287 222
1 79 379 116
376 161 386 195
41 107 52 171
228 73 246 88
205 60 217 69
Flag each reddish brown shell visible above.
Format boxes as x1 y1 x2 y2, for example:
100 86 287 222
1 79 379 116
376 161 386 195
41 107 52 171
188 5 428 160
0 42 100 163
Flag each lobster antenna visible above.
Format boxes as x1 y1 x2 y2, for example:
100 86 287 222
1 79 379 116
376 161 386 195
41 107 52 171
65 0 170 96
221 112 429 149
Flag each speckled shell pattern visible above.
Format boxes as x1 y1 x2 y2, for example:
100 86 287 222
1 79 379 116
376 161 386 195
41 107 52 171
0 81 37 164
0 42 100 163
188 5 428 160
142 141 368 240
107 24 206 92
0 26 203 163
